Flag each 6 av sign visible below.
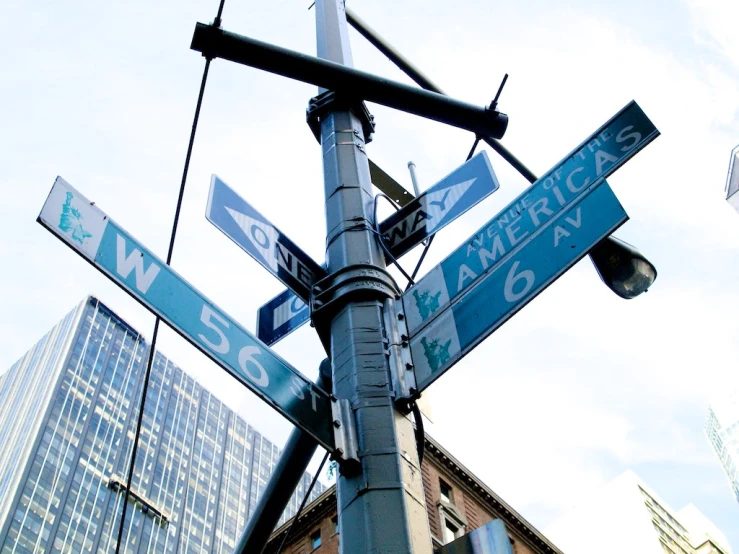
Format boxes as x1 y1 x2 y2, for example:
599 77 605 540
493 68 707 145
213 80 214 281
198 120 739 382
400 101 659 393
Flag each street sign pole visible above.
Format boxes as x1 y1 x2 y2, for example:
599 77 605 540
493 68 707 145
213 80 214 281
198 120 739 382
314 1 432 553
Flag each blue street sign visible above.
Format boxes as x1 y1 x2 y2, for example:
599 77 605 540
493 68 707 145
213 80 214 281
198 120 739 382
379 151 499 260
206 176 327 302
257 286 310 346
408 183 628 392
402 100 659 339
38 177 335 451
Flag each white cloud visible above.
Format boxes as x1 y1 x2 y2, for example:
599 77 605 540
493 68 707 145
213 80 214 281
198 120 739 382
687 0 739 69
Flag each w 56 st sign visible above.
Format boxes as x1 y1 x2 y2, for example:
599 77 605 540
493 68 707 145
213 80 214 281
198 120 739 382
38 177 336 451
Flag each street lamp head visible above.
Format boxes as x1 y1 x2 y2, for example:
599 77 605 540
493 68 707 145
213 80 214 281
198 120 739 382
589 235 657 299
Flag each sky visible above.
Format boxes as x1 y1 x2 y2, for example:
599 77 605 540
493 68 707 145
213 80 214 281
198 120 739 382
2 0 738 550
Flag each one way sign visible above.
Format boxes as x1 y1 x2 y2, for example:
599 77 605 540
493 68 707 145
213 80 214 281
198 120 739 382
378 152 499 260
254 153 499 345
206 176 327 302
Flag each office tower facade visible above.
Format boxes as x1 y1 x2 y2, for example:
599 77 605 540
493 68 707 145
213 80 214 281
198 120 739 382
706 392 739 505
545 470 731 554
0 296 324 553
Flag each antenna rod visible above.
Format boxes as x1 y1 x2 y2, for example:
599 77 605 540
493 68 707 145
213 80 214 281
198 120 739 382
407 161 421 196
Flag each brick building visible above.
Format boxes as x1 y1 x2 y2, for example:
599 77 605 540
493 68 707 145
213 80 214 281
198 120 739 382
263 435 562 554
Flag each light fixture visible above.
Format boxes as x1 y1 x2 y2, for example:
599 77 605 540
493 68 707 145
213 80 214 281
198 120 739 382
589 236 657 299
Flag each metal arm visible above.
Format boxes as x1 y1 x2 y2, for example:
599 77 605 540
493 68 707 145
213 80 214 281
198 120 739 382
190 23 508 139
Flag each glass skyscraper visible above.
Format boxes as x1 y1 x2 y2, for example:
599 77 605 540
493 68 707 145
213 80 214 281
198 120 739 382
0 296 324 553
706 392 739 506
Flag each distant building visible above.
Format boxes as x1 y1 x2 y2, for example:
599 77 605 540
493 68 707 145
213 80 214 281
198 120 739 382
262 435 564 554
0 296 324 553
544 470 731 554
706 392 739 506
726 144 739 213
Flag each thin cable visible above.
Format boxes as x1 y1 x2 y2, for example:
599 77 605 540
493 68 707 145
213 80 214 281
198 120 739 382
406 235 434 290
275 452 330 554
113 53 214 554
372 193 415 286
410 400 425 466
466 136 481 161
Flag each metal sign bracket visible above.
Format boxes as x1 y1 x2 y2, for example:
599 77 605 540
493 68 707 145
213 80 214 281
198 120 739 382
311 263 400 350
306 90 376 144
331 397 359 465
383 297 417 408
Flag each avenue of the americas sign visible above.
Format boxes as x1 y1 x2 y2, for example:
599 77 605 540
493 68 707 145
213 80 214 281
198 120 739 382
400 100 659 392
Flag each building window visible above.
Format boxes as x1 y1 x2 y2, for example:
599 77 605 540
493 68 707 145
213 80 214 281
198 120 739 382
438 493 467 545
442 518 464 545
439 478 453 504
311 529 322 550
332 516 339 534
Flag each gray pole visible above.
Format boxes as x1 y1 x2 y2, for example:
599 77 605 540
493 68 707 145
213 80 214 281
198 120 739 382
314 1 432 553
232 361 331 554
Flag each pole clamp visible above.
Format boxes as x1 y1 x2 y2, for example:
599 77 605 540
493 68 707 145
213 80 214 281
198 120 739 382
331 397 359 466
306 90 376 144
311 264 400 350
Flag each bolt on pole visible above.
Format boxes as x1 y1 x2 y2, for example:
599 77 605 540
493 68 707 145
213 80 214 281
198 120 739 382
313 1 432 553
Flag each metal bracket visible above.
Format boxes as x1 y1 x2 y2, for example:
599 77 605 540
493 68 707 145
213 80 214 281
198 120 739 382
307 90 376 144
311 264 400 350
383 297 417 409
331 397 359 465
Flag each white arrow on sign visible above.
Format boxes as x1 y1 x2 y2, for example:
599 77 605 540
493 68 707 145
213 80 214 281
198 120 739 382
225 206 281 273
207 176 327 303
418 178 476 235
379 152 499 259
